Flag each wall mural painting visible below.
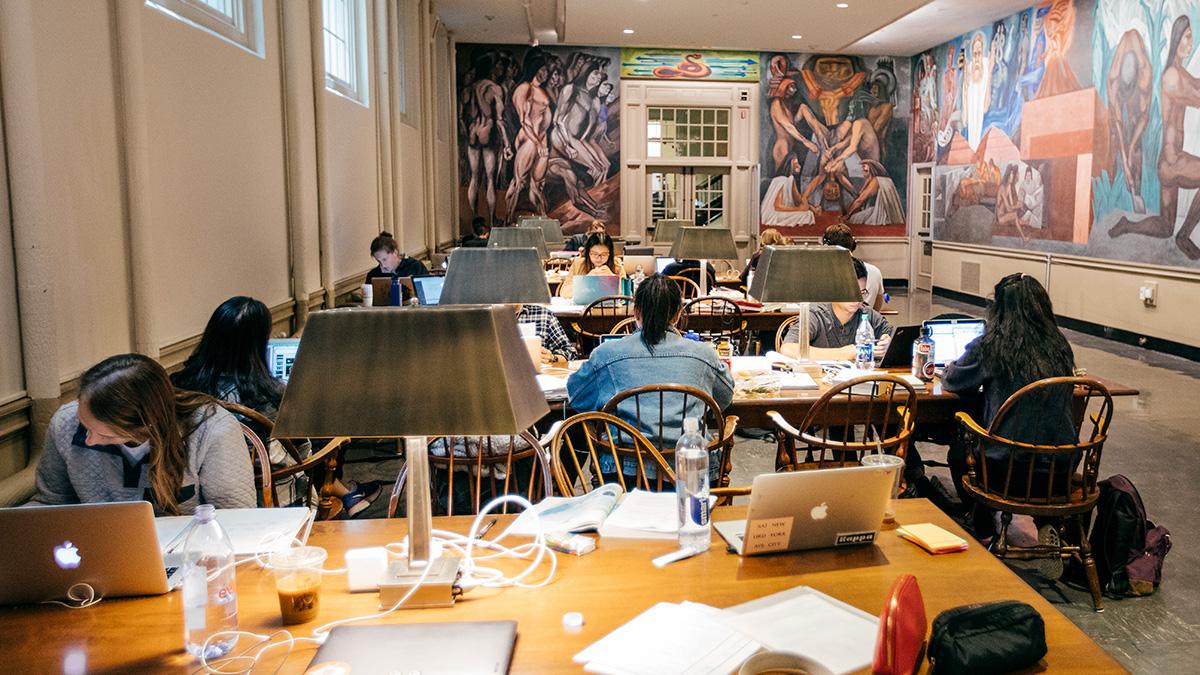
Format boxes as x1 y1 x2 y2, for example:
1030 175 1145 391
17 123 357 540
456 45 621 235
917 0 1200 268
759 53 911 238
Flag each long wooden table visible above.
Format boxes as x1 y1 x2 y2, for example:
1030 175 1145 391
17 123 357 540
0 500 1123 673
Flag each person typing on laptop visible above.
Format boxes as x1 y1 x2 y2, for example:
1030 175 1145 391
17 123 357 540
172 297 378 516
364 231 428 282
777 258 894 361
559 232 625 299
515 304 577 366
32 354 254 515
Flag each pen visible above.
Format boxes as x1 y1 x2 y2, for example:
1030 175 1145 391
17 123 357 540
651 546 706 568
477 518 499 539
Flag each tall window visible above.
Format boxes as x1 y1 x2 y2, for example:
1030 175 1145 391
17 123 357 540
647 107 729 159
147 0 263 55
323 0 368 105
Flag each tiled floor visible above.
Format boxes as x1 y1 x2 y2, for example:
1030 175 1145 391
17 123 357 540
342 289 1199 673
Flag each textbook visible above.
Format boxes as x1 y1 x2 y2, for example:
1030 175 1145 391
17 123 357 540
509 486 684 539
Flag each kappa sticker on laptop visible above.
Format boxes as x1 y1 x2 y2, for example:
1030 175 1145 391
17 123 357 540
835 531 877 546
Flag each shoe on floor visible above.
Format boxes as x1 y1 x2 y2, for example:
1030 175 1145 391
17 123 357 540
341 481 382 518
1031 523 1065 580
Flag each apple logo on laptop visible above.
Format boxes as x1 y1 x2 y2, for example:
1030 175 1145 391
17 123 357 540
54 541 82 570
810 502 829 521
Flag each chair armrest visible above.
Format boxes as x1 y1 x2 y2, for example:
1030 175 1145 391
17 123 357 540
271 437 352 480
954 411 989 438
719 415 739 444
766 410 802 439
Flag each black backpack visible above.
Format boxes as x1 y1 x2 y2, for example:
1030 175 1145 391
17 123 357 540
1089 475 1171 597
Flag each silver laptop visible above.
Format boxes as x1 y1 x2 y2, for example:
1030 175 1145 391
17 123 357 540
714 465 896 556
0 501 179 606
922 318 985 366
306 621 517 674
266 337 301 383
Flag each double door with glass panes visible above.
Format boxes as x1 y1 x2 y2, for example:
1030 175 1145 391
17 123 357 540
649 168 728 227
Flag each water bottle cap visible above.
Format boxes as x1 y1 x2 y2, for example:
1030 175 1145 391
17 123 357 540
194 504 216 522
683 417 700 433
920 325 932 337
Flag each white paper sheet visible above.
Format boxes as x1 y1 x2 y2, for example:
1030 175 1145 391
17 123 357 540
722 586 878 675
155 507 313 556
575 602 762 675
597 490 680 540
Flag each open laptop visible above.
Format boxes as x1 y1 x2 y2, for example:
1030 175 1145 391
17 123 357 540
714 465 896 556
655 256 675 274
0 502 178 606
412 275 446 306
267 337 301 383
877 325 921 368
305 621 517 674
923 318 985 366
572 274 620 306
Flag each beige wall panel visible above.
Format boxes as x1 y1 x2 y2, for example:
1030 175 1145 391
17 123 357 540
0 138 21 401
1048 262 1200 348
323 90 382 280
141 0 291 346
32 0 132 379
931 245 1047 296
849 240 909 279
397 122 426 254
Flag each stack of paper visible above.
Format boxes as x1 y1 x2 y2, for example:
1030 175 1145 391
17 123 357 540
574 586 879 675
897 523 969 554
536 373 569 399
155 507 313 556
574 602 762 675
597 490 681 540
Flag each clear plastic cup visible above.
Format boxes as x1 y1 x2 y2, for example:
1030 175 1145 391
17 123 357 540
270 546 327 625
861 453 905 523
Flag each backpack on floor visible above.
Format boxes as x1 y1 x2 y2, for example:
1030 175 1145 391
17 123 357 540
1089 475 1171 597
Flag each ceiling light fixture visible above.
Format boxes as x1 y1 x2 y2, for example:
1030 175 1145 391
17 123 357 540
791 34 802 39
623 28 635 34
836 2 849 7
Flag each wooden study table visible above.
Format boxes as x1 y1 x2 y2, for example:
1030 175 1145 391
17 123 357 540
0 500 1122 673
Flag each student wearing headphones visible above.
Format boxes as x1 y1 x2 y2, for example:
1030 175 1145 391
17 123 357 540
33 354 254 515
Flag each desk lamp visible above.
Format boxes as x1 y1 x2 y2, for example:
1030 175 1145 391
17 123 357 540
440 247 551 305
488 226 549 260
746 246 860 361
651 218 690 244
518 217 565 249
668 226 739 295
273 307 549 607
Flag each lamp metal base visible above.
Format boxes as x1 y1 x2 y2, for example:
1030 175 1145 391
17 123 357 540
378 556 462 609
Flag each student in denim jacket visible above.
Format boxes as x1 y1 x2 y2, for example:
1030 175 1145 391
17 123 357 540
567 275 734 478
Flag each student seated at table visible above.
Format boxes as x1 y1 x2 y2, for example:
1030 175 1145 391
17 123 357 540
515 303 577 365
171 296 380 516
564 219 606 251
778 258 894 360
567 275 734 477
31 353 254 515
740 228 787 285
822 223 885 310
942 273 1078 545
559 232 626 299
661 258 718 287
365 231 428 282
461 217 491 248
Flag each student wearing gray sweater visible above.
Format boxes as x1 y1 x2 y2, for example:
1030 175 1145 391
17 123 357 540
32 354 255 515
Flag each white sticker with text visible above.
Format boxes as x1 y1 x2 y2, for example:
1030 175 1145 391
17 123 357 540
744 517 794 554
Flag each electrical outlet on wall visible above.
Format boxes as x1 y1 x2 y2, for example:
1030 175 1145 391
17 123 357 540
1139 281 1158 308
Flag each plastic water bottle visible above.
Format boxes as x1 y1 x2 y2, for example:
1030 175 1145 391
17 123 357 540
912 326 936 381
181 505 239 660
675 418 710 552
854 309 875 370
631 265 646 293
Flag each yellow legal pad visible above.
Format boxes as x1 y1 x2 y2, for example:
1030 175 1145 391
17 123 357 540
896 523 969 554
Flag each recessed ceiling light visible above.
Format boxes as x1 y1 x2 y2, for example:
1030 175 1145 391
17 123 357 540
791 34 802 39
623 28 635 34
836 2 849 7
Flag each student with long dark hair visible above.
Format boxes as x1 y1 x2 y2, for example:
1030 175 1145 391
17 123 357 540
33 354 254 515
365 231 428 282
567 274 733 446
172 297 379 515
559 232 625 298
943 273 1076 554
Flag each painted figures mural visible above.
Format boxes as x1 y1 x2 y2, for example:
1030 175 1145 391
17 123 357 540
457 45 620 235
759 53 911 237
917 0 1200 267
